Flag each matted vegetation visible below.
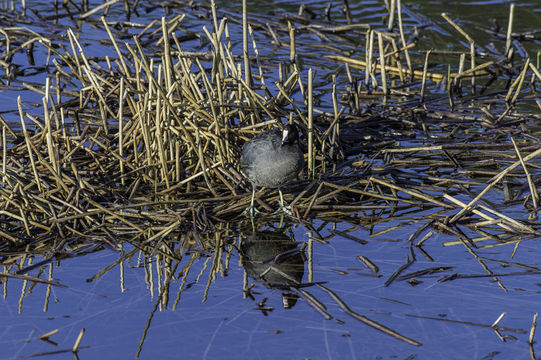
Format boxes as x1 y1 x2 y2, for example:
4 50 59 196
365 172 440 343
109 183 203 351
0 0 539 242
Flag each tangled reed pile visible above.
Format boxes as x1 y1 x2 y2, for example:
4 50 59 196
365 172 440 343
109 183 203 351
0 0 540 263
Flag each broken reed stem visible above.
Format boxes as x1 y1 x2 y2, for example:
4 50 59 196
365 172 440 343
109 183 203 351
370 177 452 209
17 96 42 192
470 42 476 91
453 53 465 93
491 312 506 327
365 29 371 88
441 13 473 44
443 194 525 234
477 204 537 234
397 0 412 76
420 50 431 102
39 329 59 340
453 60 493 81
389 37 406 83
242 0 252 86
450 147 541 223
248 24 265 87
511 137 538 209
80 0 120 19
72 327 85 352
162 17 173 91
289 21 295 63
101 17 130 75
119 77 125 186
1 126 5 185
510 58 530 106
43 91 58 175
529 61 541 82
377 32 388 97
505 3 515 57
327 54 445 81
154 71 170 189
441 13 476 90
530 313 538 344
308 68 314 177
387 0 396 31
316 283 421 346
367 30 377 88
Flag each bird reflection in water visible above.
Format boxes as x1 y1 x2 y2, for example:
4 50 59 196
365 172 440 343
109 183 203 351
238 223 422 346
240 222 306 310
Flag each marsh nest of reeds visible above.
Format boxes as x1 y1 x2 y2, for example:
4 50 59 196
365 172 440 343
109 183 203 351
1 0 541 258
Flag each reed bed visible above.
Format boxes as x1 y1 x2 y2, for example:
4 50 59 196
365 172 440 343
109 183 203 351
1 0 541 352
1 0 540 269
0 1 538 244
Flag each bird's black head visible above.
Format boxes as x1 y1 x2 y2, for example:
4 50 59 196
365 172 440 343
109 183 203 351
281 123 299 145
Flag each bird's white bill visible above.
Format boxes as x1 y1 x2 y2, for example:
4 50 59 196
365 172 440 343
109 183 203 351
282 128 289 143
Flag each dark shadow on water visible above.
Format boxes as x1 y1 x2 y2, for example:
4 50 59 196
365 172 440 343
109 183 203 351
240 222 306 309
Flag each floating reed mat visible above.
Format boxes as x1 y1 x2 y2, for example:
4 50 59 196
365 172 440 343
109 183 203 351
0 0 540 252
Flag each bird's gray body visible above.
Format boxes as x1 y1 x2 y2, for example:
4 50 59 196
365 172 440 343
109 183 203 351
240 129 304 189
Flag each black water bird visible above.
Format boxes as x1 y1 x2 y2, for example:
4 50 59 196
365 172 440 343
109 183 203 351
240 123 304 216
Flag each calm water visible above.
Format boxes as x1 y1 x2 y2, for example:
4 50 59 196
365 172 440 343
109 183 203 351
3 217 539 359
1 1 541 359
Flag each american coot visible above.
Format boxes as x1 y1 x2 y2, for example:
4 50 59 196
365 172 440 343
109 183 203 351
240 123 304 216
